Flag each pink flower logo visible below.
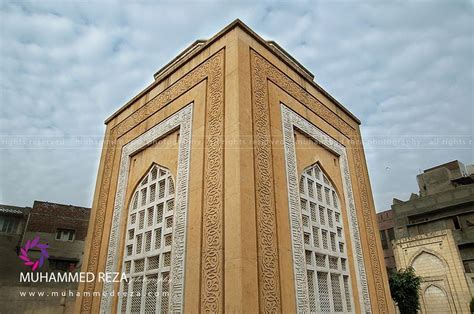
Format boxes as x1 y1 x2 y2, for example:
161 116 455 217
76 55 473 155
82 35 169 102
19 236 49 271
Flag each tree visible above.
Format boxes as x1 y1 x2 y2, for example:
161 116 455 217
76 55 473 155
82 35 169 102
388 267 422 314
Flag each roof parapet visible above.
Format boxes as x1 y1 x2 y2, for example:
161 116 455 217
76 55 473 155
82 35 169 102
153 40 206 81
105 19 361 125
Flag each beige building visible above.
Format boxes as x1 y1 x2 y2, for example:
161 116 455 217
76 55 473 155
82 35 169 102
76 20 392 313
393 230 471 313
388 160 474 313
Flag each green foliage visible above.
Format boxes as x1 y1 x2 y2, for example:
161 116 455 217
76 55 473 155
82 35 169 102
388 267 422 314
470 297 474 313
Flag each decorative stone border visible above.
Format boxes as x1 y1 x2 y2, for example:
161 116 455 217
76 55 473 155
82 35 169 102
281 104 371 313
101 104 193 313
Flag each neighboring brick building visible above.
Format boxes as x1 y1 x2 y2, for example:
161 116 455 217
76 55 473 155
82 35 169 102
0 200 91 313
22 201 91 272
376 209 396 270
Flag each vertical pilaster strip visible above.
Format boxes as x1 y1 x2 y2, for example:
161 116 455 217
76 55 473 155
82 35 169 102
250 51 282 313
170 106 193 313
281 105 370 313
81 130 117 312
201 51 225 312
98 105 194 313
280 107 310 313
352 139 388 313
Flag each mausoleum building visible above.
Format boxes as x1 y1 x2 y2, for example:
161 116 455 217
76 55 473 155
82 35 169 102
77 20 392 313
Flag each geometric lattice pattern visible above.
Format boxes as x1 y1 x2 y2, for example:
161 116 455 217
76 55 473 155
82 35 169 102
119 165 175 313
300 164 353 313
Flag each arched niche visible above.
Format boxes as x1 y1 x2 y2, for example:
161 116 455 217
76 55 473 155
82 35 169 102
409 249 447 277
298 162 354 313
294 130 344 199
119 163 176 313
423 284 450 314
125 129 181 210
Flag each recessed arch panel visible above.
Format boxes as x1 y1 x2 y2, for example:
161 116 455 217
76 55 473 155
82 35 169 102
299 162 354 313
411 251 445 276
424 284 450 313
281 104 370 313
119 164 175 312
101 104 193 313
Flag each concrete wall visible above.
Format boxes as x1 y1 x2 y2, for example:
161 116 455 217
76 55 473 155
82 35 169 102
23 231 86 271
0 233 24 285
0 233 78 313
393 184 474 235
392 184 474 271
417 167 455 196
416 160 469 197
0 286 76 314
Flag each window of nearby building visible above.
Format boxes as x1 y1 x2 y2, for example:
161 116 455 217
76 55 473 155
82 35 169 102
465 260 474 274
453 216 461 230
299 164 353 313
119 165 175 313
49 259 77 272
387 228 395 242
380 230 388 250
56 228 75 241
0 216 19 234
466 218 474 227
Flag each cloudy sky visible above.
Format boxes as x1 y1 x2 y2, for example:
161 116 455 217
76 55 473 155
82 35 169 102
0 0 472 211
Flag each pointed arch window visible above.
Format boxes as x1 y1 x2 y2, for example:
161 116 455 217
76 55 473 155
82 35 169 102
300 163 353 313
119 164 175 313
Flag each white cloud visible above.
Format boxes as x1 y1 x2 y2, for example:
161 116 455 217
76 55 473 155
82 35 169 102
0 0 472 211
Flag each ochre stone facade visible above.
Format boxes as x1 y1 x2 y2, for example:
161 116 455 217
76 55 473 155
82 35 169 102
76 20 392 313
393 230 471 313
